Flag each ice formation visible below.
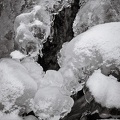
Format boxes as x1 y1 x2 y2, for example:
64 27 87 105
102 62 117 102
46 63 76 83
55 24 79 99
58 22 120 96
0 110 23 120
33 86 74 120
13 0 73 59
0 58 37 112
21 57 44 87
14 5 51 58
86 69 120 108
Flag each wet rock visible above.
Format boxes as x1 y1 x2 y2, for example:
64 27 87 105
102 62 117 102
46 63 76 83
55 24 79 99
0 0 34 58
73 0 120 36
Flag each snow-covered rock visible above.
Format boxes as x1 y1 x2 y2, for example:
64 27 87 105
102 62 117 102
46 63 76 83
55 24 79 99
58 22 120 93
86 69 120 108
0 58 37 111
0 110 23 120
33 86 74 120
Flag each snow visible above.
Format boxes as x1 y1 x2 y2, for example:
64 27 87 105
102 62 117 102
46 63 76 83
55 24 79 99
0 58 37 111
86 69 120 108
33 86 74 120
0 110 23 120
10 50 27 60
58 22 120 87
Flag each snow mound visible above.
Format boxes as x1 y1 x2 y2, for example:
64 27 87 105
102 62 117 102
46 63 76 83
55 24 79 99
86 69 120 108
10 50 27 60
33 86 74 120
58 22 120 93
0 58 37 111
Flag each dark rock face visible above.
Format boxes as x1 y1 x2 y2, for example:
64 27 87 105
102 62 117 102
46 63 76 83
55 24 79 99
73 0 120 36
38 0 80 71
0 0 34 58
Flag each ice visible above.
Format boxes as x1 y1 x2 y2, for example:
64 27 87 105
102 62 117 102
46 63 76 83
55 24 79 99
21 57 44 87
33 86 74 120
24 115 38 120
86 69 120 108
0 110 23 120
39 70 64 88
58 22 120 90
14 5 51 58
0 58 37 111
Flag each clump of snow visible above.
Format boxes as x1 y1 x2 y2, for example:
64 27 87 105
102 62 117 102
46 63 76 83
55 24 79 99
0 110 23 120
33 86 74 120
58 22 120 93
86 69 120 109
10 50 27 60
0 58 37 112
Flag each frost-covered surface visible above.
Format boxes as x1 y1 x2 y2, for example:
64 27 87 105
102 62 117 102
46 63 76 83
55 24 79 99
0 57 74 119
21 57 44 87
13 0 73 59
58 22 120 97
33 86 74 120
0 58 37 112
0 110 23 120
14 5 51 57
86 69 120 108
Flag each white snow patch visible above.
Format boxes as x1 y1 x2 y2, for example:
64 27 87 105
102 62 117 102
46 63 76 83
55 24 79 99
0 110 23 120
86 69 120 108
10 50 27 60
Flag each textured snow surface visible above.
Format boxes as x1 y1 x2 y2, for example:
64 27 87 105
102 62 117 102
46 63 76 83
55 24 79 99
0 110 23 120
10 50 27 60
86 69 120 108
33 86 74 120
58 22 120 93
0 58 37 111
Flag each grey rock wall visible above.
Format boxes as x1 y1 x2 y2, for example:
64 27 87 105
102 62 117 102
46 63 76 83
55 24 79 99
73 0 120 36
0 0 33 58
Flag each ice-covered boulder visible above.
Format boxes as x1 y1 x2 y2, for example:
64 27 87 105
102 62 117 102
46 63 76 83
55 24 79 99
33 86 74 120
14 5 51 58
0 58 37 112
58 22 120 93
21 57 44 87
